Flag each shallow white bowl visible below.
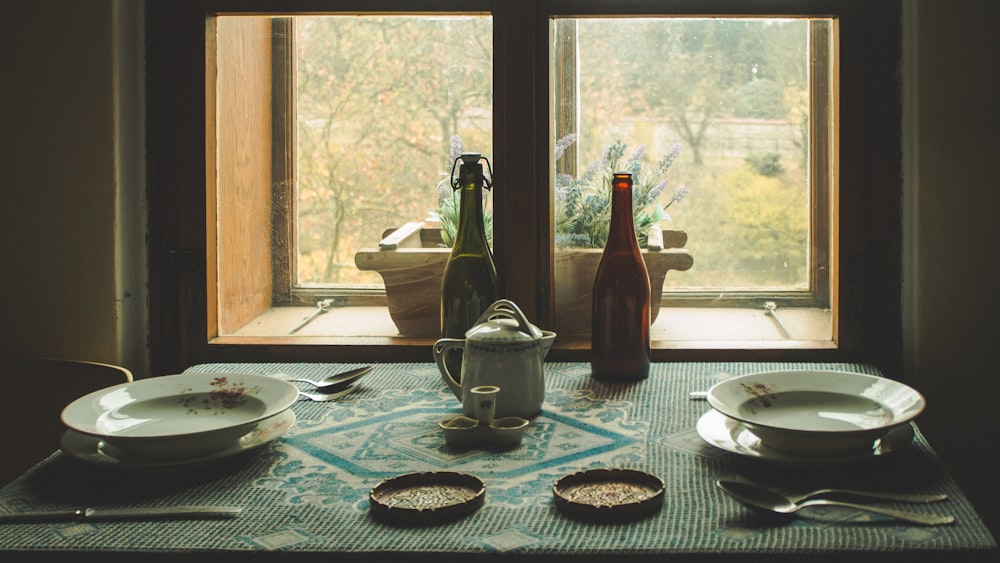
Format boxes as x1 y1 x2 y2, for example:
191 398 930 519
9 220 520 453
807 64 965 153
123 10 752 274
61 409 297 472
706 370 925 455
61 372 298 460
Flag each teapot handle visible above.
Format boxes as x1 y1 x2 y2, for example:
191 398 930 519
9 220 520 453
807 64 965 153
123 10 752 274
476 299 540 338
433 339 465 399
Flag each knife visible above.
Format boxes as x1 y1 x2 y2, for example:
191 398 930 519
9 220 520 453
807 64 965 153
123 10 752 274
0 505 242 523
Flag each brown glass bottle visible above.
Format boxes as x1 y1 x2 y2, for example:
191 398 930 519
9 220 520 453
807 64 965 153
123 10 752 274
440 153 499 341
591 172 651 381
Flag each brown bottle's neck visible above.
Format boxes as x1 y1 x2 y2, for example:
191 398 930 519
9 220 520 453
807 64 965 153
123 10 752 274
607 173 638 248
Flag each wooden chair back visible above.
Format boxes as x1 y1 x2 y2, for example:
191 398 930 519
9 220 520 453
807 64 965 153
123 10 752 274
0 357 133 486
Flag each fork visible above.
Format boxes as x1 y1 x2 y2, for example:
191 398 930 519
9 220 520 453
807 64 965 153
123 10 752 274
279 366 373 389
781 486 947 504
721 476 947 504
297 386 359 402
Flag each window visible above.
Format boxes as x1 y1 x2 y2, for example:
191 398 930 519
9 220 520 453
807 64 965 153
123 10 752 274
550 17 834 342
290 16 493 289
208 14 494 337
149 1 902 373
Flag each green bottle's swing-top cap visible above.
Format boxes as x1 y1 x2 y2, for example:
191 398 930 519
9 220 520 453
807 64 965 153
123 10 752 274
450 153 493 191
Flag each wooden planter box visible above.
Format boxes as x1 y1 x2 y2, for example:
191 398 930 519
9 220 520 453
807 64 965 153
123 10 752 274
355 223 693 337
553 237 694 335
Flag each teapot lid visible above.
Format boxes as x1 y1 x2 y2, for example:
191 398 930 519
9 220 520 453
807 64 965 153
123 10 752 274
465 300 542 343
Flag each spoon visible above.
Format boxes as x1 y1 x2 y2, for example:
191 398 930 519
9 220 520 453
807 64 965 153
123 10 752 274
718 477 948 504
278 366 373 389
717 479 954 526
298 385 359 402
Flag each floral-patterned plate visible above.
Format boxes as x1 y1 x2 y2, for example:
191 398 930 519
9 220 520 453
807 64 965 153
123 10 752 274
61 373 298 460
706 370 925 456
696 409 914 465
61 409 296 472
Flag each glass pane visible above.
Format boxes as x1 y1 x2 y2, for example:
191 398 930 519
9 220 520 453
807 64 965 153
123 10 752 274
553 18 824 295
295 15 493 287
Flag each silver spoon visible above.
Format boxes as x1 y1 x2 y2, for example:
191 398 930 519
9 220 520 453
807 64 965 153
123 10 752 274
298 385 359 402
278 366 373 389
717 479 954 526
718 477 947 504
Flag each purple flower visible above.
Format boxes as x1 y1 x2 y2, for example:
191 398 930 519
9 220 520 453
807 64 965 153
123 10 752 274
581 159 603 182
437 181 452 201
628 145 646 165
656 142 682 173
448 135 464 164
555 173 575 193
667 184 690 207
648 179 669 202
554 134 578 162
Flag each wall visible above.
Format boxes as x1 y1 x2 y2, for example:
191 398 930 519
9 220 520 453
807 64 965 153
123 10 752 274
903 0 999 536
0 1 148 375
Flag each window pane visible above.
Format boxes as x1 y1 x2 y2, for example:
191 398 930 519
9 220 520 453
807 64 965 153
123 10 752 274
295 15 493 287
553 18 826 295
210 13 832 342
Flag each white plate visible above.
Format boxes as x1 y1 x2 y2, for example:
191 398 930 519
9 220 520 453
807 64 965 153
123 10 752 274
61 373 299 459
706 370 924 455
696 409 914 465
60 409 295 472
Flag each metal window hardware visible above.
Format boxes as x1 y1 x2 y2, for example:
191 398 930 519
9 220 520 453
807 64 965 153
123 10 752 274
288 299 335 334
764 301 792 340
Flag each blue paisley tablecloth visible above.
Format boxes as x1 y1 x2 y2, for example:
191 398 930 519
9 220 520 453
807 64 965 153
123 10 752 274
0 362 995 562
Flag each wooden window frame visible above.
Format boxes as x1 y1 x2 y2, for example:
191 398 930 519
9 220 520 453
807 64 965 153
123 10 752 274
550 17 834 312
147 0 902 376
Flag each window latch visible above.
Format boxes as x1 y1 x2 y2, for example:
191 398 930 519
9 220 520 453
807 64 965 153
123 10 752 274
764 301 792 340
288 299 335 334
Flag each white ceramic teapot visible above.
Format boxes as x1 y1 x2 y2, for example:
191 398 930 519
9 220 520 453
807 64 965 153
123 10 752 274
433 299 556 419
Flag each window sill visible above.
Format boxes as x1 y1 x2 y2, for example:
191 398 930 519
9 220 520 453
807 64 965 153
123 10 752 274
214 305 834 354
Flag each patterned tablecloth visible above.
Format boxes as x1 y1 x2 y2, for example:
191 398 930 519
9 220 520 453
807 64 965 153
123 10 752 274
0 362 995 562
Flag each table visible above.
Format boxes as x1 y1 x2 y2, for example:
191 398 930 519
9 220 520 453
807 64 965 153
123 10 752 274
1 362 996 562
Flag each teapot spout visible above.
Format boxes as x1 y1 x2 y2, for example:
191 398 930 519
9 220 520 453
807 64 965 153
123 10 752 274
540 331 557 357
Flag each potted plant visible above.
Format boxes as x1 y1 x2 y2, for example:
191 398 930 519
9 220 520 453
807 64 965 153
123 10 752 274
355 135 693 337
352 137 479 337
551 136 693 334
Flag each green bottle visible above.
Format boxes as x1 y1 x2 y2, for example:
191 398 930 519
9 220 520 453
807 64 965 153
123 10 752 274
440 153 499 345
